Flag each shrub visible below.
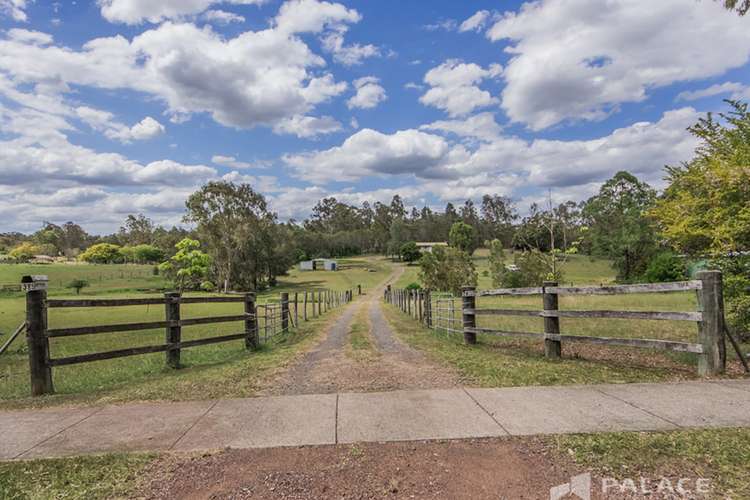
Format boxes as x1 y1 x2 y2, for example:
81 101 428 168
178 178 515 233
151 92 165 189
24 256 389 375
8 242 40 262
448 221 478 254
200 281 216 292
404 282 421 290
400 241 421 263
643 252 687 283
499 250 564 288
418 246 478 294
66 279 89 295
78 243 123 264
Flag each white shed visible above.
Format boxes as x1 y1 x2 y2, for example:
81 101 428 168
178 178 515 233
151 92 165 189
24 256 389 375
299 259 338 271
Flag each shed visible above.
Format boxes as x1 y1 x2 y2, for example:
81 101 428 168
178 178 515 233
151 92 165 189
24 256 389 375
415 242 448 253
299 258 338 271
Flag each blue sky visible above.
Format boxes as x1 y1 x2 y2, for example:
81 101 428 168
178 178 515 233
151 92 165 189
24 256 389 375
1 0 749 233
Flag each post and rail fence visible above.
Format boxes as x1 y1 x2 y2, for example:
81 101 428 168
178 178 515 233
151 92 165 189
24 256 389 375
384 271 727 376
20 276 359 396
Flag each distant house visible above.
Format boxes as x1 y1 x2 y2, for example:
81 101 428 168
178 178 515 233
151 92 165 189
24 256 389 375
300 258 338 271
415 242 448 253
30 255 55 264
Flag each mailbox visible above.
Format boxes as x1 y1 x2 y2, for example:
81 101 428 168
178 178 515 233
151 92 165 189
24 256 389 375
21 275 49 292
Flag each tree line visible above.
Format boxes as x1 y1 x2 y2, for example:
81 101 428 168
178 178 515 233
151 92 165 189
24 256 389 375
1 100 748 335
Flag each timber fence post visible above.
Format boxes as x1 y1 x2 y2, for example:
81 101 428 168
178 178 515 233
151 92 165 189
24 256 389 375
293 292 298 327
245 292 259 350
165 291 181 368
697 270 726 376
304 291 308 321
462 286 477 344
543 281 561 359
358 284 362 296
281 292 289 332
425 289 432 328
26 285 53 396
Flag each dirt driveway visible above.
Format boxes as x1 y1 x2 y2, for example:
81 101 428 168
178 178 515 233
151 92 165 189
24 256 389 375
259 266 463 395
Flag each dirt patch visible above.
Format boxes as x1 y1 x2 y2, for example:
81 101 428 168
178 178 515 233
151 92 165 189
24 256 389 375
137 437 602 500
259 267 462 395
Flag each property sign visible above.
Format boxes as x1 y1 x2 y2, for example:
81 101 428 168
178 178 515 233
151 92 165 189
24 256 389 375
21 275 48 292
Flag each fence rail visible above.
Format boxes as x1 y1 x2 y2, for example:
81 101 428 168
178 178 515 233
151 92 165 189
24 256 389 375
384 271 726 377
21 280 360 396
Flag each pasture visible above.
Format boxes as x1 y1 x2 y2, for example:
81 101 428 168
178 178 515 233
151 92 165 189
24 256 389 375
0 256 391 408
389 251 749 381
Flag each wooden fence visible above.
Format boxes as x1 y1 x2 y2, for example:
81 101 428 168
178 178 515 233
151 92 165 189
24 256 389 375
384 271 726 376
23 283 358 396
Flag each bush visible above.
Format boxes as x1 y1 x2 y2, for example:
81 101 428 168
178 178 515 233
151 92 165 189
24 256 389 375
78 243 123 264
449 221 478 254
200 281 216 292
8 242 40 262
400 241 421 263
500 250 564 288
404 282 421 290
711 255 750 340
418 246 478 294
643 252 687 283
66 279 89 295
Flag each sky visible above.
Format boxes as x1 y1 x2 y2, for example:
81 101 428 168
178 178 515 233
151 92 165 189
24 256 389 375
1 0 749 234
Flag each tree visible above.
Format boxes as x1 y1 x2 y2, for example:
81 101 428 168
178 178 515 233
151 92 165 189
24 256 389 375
719 0 750 15
652 101 750 255
487 239 506 287
119 214 155 246
67 279 89 295
448 221 478 254
8 242 41 262
78 243 123 264
185 181 277 292
158 238 211 292
133 244 165 264
418 245 478 294
400 241 421 263
651 100 750 335
582 171 658 281
481 195 517 245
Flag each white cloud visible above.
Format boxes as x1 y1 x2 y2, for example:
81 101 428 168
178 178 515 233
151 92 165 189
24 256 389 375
420 112 503 143
321 29 380 66
99 0 265 25
129 116 166 140
285 128 457 183
202 9 245 25
676 82 750 102
212 155 254 169
347 77 387 110
420 59 502 116
0 0 28 22
285 107 700 201
273 0 360 34
487 0 750 130
272 114 342 138
75 107 165 143
459 10 489 33
423 19 457 32
0 6 358 131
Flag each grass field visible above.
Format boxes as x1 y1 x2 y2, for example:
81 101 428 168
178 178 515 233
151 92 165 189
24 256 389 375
0 256 392 408
387 249 748 381
0 453 154 500
554 428 750 498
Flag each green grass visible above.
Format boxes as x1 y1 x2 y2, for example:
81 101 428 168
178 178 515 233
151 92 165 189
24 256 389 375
392 250 749 368
383 303 697 386
0 256 392 408
0 453 155 499
554 428 750 498
346 305 378 362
